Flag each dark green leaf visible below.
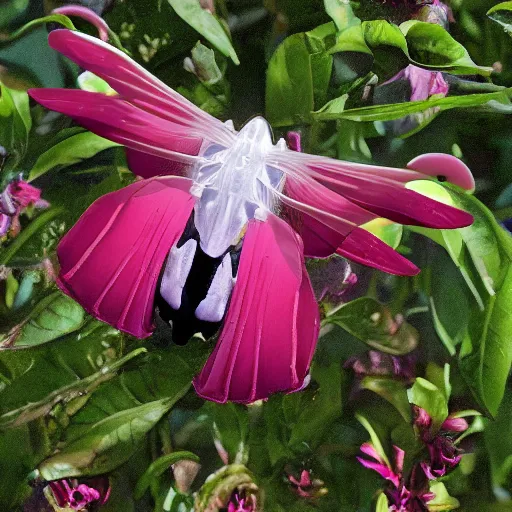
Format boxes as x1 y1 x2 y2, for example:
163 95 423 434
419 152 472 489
39 396 181 479
266 33 315 127
28 131 120 181
325 297 418 355
487 2 512 36
0 291 85 349
360 377 411 422
166 0 239 64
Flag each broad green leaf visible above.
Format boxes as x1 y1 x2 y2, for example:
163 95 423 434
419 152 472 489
450 192 512 417
29 131 120 181
428 481 460 511
488 2 512 36
39 396 179 479
401 21 492 76
166 0 239 64
407 378 448 432
0 82 31 166
0 348 146 428
313 89 512 121
484 391 512 488
363 20 407 52
266 33 315 126
360 377 411 422
0 291 85 349
134 451 200 500
326 297 418 355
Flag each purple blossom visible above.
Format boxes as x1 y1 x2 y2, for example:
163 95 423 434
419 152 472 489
413 407 468 479
357 444 435 511
345 350 416 382
0 178 49 238
48 477 110 510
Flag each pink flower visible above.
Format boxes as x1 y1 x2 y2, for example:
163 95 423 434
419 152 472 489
48 477 110 510
288 469 327 499
227 491 256 512
29 30 473 404
358 444 435 511
413 407 468 479
52 5 110 41
0 177 49 237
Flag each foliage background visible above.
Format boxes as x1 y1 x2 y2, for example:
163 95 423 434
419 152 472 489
1 0 512 510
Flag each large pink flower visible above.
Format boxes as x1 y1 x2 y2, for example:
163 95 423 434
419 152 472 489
29 29 474 404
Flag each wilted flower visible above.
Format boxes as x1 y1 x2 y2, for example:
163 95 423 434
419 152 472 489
413 0 454 28
345 350 415 382
30 29 474 404
287 469 327 499
413 406 468 479
358 444 435 511
47 477 110 511
0 176 49 238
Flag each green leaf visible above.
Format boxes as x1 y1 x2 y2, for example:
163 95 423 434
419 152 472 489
134 451 200 500
0 82 31 166
326 297 418 355
39 396 179 479
189 41 223 84
28 131 120 181
360 377 411 422
363 20 407 52
487 2 512 36
407 378 448 432
0 291 85 349
0 348 146 429
362 218 403 249
166 0 239 64
266 33 315 127
356 413 391 467
376 492 390 512
313 89 512 121
401 21 492 76
77 71 116 94
427 481 460 511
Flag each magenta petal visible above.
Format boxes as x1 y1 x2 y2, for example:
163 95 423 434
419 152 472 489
57 177 195 338
337 228 420 276
193 214 319 403
356 458 400 487
393 445 405 474
407 153 475 192
43 30 232 145
441 417 469 432
52 6 109 41
28 89 203 163
360 442 382 462
125 148 190 179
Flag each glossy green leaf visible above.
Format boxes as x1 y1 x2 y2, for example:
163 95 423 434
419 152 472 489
407 378 448 432
166 0 239 64
266 33 315 126
487 2 512 36
313 89 512 121
326 297 418 355
0 291 85 349
376 492 390 512
428 481 460 511
360 377 411 422
29 131 120 181
39 396 178 479
134 451 200 500
0 82 31 166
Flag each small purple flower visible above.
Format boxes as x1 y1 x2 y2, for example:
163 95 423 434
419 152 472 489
413 0 454 28
0 178 49 238
48 477 110 510
345 350 416 382
413 407 468 479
